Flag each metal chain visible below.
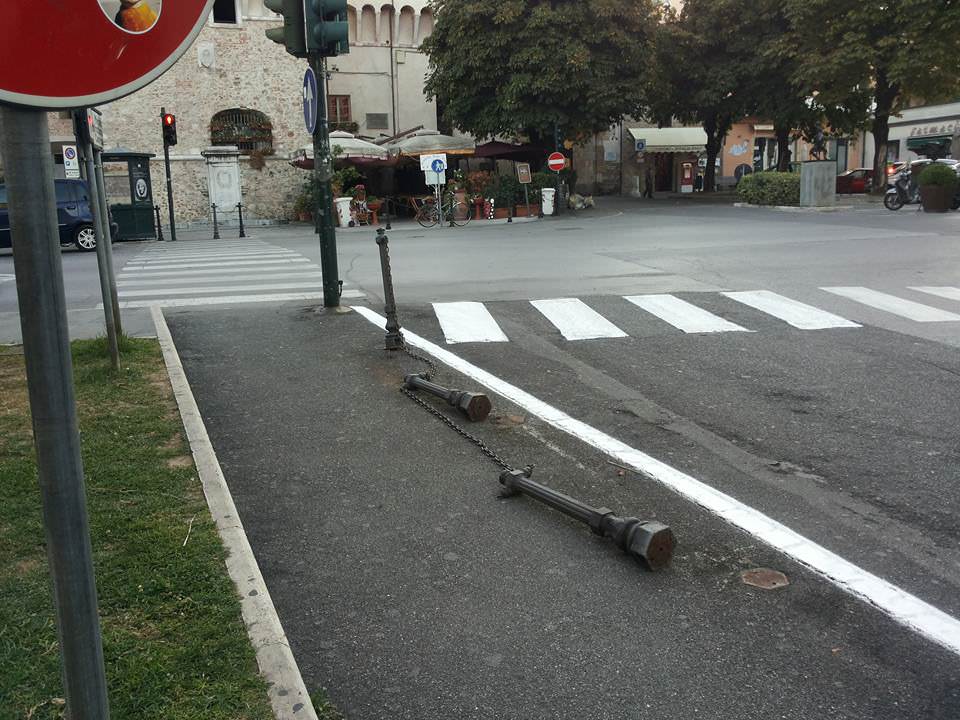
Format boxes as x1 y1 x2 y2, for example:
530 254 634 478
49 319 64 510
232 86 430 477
400 341 438 380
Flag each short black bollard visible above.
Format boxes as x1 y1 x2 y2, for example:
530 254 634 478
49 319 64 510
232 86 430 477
154 204 165 242
236 202 246 238
376 228 404 350
383 198 392 231
211 203 220 240
404 373 492 422
498 468 675 570
507 204 513 223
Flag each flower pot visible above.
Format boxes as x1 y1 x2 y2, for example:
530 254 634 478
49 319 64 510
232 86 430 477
920 184 953 213
297 211 312 222
516 204 540 217
367 200 382 212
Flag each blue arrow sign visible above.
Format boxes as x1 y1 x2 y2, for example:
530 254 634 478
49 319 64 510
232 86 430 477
302 68 318 135
431 158 446 173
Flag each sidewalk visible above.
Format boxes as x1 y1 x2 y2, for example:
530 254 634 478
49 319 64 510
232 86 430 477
163 301 957 720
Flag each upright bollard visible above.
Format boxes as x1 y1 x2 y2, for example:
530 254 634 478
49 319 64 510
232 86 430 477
236 202 246 238
375 228 404 350
211 203 220 239
498 468 675 570
154 204 165 242
404 373 491 421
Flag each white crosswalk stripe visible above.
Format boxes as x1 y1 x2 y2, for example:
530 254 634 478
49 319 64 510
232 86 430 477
432 301 509 343
909 286 960 303
624 294 750 334
723 290 861 330
0 274 14 284
530 298 627 340
822 286 960 322
111 240 363 307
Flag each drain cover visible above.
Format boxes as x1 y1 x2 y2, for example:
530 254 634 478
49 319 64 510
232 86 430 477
741 568 790 590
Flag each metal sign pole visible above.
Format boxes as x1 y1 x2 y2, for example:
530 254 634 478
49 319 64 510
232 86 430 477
0 105 111 720
93 146 122 336
310 55 341 307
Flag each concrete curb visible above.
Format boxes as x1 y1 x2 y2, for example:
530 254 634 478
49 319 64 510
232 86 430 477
151 306 317 720
733 202 854 213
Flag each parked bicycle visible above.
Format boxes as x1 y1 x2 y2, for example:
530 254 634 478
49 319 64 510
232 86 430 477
416 193 472 228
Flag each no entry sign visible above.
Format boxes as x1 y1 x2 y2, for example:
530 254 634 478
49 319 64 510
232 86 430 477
0 0 213 108
547 152 566 172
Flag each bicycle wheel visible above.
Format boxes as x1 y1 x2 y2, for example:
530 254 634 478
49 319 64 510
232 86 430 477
449 200 472 227
416 203 439 228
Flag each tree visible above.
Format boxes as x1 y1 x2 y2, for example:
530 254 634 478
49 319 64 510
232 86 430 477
784 0 960 192
422 0 658 145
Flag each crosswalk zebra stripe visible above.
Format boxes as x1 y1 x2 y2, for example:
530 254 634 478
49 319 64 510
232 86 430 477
135 247 293 257
530 298 628 340
102 289 364 309
129 252 299 265
624 294 750 334
909 286 960 303
432 301 509 343
822 286 960 322
118 271 324 287
123 258 312 270
119 281 328 298
723 290 861 330
118 265 316 278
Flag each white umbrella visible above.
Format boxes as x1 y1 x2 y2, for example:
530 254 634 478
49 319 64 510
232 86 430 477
289 131 390 169
384 129 475 157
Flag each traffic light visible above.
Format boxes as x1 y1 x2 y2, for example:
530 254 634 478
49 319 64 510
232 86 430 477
264 0 307 57
304 0 349 57
162 112 177 147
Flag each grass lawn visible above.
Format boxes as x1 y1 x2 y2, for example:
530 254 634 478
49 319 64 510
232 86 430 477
0 338 273 719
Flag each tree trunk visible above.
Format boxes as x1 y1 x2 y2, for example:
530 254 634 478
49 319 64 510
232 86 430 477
703 116 720 192
775 124 792 172
870 73 899 195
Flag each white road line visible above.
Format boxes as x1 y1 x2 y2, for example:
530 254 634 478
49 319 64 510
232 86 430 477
822 286 960 322
432 301 509 343
723 290 861 330
123 258 312 271
352 304 960 658
118 265 319 279
624 294 750 334
135 248 291 259
530 298 628 340
101 289 363 309
118 272 324 287
131 253 300 265
120 282 328 298
0 274 14 284
909 286 960 303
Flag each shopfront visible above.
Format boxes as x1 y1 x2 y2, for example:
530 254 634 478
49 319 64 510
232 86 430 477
627 127 707 193
862 101 960 164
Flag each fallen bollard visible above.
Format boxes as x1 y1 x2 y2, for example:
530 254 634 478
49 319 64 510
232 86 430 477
404 373 492 422
498 468 675 570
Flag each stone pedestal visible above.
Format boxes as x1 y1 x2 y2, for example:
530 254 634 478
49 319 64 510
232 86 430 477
800 160 836 207
202 146 242 223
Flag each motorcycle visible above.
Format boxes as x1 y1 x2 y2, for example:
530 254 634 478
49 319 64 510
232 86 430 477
884 168 919 211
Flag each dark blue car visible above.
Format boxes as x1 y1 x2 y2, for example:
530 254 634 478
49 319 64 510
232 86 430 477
0 179 98 252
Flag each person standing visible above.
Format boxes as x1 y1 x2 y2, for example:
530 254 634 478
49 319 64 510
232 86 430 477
643 166 654 199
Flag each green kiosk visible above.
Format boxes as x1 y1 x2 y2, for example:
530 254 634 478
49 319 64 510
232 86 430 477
101 147 157 240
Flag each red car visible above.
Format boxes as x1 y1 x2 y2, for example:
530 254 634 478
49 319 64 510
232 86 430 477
836 168 873 194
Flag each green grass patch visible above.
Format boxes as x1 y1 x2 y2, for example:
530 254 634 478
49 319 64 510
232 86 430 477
0 338 273 719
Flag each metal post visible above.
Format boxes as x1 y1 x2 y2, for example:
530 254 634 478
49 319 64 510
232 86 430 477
554 121 562 216
524 184 531 218
384 198 392 230
211 203 220 240
160 106 177 242
236 202 246 238
311 55 341 307
154 204 164 242
92 147 122 337
376 228 404 350
0 105 112 720
76 118 120 370
403 373 491 421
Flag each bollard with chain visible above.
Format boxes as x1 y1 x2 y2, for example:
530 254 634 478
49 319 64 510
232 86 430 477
498 468 675 570
211 203 220 239
403 373 491 422
236 201 246 238
154 204 165 241
376 228 404 350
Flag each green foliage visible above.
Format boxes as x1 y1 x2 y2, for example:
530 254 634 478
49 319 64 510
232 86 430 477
917 163 959 188
736 171 801 206
489 173 522 207
423 0 659 141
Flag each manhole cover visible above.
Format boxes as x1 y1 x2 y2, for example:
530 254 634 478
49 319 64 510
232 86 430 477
741 568 789 590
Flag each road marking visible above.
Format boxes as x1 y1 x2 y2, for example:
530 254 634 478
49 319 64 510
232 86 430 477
822 287 960 322
135 248 295 258
119 265 317 279
352 304 960 658
130 253 300 266
118 272 324 287
120 282 328 298
432 301 509 343
909 286 960 303
723 290 861 330
0 274 14 284
624 294 750 333
123 258 312 271
530 298 628 340
103 290 363 309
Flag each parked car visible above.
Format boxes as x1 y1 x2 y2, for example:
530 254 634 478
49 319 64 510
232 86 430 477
0 179 98 252
835 168 872 194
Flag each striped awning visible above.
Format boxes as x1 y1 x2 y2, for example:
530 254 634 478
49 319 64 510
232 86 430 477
628 127 707 153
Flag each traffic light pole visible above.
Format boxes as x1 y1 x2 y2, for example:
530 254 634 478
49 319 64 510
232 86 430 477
0 105 111 720
160 106 177 242
310 54 340 307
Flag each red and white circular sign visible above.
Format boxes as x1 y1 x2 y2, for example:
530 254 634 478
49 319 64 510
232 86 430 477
0 0 213 109
547 152 566 172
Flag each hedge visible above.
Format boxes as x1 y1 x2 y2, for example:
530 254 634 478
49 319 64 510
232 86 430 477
917 163 959 188
737 171 801 206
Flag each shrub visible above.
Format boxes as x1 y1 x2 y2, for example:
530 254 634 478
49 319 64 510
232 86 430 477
489 173 522 208
737 171 801 206
917 163 959 188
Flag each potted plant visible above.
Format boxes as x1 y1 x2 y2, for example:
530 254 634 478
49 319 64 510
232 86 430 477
917 163 958 213
293 192 312 222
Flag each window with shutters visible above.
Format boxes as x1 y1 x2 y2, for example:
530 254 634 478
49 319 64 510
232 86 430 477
209 109 274 155
327 96 357 132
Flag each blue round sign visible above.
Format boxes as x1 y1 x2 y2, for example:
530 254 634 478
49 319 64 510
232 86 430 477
302 68 318 135
431 158 446 173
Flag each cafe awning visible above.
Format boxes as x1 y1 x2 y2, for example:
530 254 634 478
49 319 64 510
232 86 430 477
906 135 953 151
628 127 707 153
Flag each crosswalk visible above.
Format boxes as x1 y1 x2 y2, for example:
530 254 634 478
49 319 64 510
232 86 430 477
0 274 14 285
420 288 960 344
108 240 363 308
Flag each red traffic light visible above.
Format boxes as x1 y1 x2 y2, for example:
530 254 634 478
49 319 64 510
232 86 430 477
163 113 175 125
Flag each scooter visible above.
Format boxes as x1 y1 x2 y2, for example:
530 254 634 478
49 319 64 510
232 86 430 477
884 168 919 211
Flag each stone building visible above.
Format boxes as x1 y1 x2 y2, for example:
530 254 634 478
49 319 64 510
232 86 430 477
2 0 438 225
